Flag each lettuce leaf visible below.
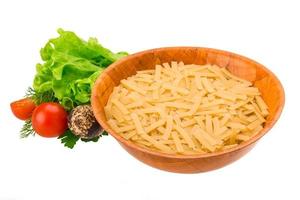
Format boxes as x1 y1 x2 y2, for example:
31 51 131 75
33 29 128 110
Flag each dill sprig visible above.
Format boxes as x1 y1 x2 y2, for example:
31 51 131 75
20 120 35 138
25 87 57 105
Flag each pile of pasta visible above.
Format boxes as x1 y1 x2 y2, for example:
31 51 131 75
104 62 269 155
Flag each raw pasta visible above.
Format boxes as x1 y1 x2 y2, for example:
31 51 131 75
104 62 269 155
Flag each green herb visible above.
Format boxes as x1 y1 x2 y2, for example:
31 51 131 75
25 87 57 105
102 131 109 136
58 130 80 149
20 120 35 138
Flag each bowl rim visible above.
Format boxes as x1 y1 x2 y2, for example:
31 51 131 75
92 46 285 159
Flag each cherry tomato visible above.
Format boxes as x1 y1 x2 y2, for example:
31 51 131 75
32 102 68 137
10 98 36 120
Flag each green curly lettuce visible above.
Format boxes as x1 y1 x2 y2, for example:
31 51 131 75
33 28 128 110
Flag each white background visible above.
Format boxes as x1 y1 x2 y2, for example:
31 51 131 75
0 0 299 199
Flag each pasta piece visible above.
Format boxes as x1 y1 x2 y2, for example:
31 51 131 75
215 91 237 101
220 129 236 141
122 130 137 140
154 64 162 81
136 107 158 114
171 61 178 70
173 114 182 127
162 83 190 95
181 119 197 128
107 119 119 132
126 101 143 109
147 96 180 103
118 125 136 133
255 96 269 116
208 65 227 82
162 62 171 69
145 119 166 133
195 116 206 130
157 126 166 134
195 72 203 90
195 109 227 115
111 99 129 115
236 134 250 141
199 99 225 109
191 125 216 152
251 102 266 122
212 117 220 134
220 68 252 86
162 115 173 140
121 80 147 95
171 131 184 153
201 77 215 93
194 125 222 145
104 105 112 120
246 115 258 123
131 134 140 141
247 119 262 130
140 133 173 153
199 72 219 78
174 124 196 150
190 97 202 114
136 140 152 147
205 115 213 134
222 144 238 150
226 122 246 130
215 126 228 136
137 69 155 74
134 77 153 83
165 102 191 109
230 86 260 96
131 113 146 135
111 106 125 123
230 100 249 110
255 96 268 110
251 125 263 136
152 82 160 100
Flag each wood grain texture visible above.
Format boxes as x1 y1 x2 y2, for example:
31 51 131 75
91 47 285 173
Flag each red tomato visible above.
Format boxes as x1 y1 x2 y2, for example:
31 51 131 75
32 102 68 138
10 98 36 120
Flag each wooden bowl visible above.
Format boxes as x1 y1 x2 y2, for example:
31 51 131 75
91 47 285 173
